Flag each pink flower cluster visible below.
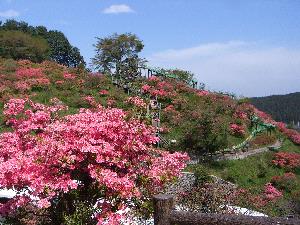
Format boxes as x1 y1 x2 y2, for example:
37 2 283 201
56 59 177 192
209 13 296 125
0 98 189 223
229 123 245 136
276 122 300 145
234 111 248 120
16 68 44 78
99 89 109 96
12 68 50 92
82 95 97 106
141 84 151 92
55 80 64 85
272 152 300 170
126 96 147 108
263 183 282 201
197 90 210 96
142 77 176 99
251 107 300 145
271 172 296 191
63 72 76 80
148 76 160 82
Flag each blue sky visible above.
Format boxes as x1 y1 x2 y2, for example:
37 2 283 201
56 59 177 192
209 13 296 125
1 0 300 97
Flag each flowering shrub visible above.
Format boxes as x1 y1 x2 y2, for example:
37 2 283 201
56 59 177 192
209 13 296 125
63 72 76 80
55 80 64 85
82 95 97 106
148 76 159 82
272 152 300 170
234 111 248 120
229 123 245 136
106 98 116 107
276 122 300 145
0 98 189 224
16 68 44 78
15 81 30 92
142 76 177 99
163 105 182 125
271 172 297 192
99 89 109 96
141 84 151 93
235 188 266 209
263 183 282 202
126 96 147 108
196 90 210 97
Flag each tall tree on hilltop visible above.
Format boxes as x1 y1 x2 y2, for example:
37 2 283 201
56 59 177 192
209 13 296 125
92 33 145 79
47 31 85 68
0 20 85 68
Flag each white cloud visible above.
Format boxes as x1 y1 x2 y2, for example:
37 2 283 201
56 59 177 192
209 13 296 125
0 9 19 18
102 4 134 14
148 42 300 97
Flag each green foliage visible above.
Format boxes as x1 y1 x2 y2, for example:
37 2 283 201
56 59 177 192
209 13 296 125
166 69 195 84
180 110 229 156
92 33 144 79
47 31 85 68
0 20 85 67
63 201 97 225
193 164 212 186
0 30 49 62
2 58 18 72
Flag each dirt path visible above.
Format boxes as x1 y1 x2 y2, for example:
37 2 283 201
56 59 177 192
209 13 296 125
188 140 282 164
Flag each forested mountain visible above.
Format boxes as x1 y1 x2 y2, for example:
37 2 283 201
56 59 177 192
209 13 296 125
251 92 300 124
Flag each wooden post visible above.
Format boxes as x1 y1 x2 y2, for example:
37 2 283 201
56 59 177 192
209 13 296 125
153 194 174 225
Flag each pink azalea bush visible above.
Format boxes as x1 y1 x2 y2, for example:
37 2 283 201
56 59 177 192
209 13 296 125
99 89 109 96
126 96 147 108
82 95 97 106
16 68 44 79
63 72 76 80
0 98 189 224
272 152 300 170
234 111 248 120
229 123 245 136
271 172 297 192
141 76 177 99
263 183 282 202
236 184 282 211
276 122 300 145
196 90 210 97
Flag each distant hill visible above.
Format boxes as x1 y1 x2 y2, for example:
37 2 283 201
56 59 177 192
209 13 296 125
250 92 300 124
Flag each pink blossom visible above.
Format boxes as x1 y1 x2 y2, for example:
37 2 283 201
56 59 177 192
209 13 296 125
0 99 189 223
99 89 109 96
197 90 210 96
126 96 147 108
263 183 282 201
55 80 64 85
229 123 245 136
63 72 76 80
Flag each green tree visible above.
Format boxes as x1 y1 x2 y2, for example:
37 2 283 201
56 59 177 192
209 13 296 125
92 33 144 79
181 110 228 156
47 31 85 68
0 20 85 68
167 69 195 83
0 30 49 62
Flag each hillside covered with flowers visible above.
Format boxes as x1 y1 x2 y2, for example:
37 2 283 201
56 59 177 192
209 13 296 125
0 58 300 224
